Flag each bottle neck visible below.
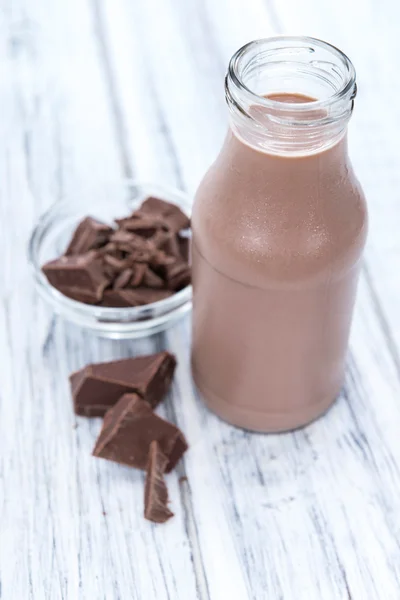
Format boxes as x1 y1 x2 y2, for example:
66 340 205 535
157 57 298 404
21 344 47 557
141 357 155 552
225 37 357 157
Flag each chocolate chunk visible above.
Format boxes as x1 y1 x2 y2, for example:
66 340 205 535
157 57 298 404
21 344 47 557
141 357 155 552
97 242 121 257
42 251 109 302
157 260 191 290
144 441 174 523
140 197 190 232
129 248 154 263
129 263 147 287
129 289 173 304
65 217 113 255
92 394 187 472
157 231 181 259
54 286 100 305
142 267 165 289
100 288 172 307
110 229 137 245
177 234 190 262
70 351 177 416
111 229 155 251
101 289 142 307
116 215 161 238
113 268 134 289
150 250 176 271
103 254 131 273
168 265 191 291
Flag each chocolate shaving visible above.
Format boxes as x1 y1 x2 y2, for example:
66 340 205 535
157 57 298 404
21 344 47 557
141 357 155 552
113 268 134 289
144 441 174 523
129 263 147 287
103 254 131 272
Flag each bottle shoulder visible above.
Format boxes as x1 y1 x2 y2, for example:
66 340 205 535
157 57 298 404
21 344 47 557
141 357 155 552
192 167 368 288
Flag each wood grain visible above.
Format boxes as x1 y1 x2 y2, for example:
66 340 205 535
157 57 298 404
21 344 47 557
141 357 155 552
1 0 400 598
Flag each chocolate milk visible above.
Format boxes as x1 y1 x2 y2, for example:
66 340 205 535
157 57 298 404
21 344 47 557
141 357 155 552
191 91 367 432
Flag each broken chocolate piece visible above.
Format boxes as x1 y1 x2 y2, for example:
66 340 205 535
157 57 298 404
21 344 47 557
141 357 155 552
110 229 138 245
97 242 121 257
177 234 190 262
113 268 134 289
168 265 191 291
149 250 175 272
115 215 161 238
70 351 177 416
42 251 109 302
140 197 190 232
142 267 165 289
157 231 181 259
101 289 142 307
103 254 131 272
65 217 113 255
128 289 173 304
129 263 147 287
129 248 154 264
144 441 174 523
54 286 100 305
156 260 191 291
92 393 188 472
100 288 172 307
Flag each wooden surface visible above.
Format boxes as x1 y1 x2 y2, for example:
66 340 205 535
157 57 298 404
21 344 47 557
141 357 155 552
1 0 400 598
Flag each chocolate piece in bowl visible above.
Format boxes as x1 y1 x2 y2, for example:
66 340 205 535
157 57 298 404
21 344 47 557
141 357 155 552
55 286 102 305
101 289 143 308
156 230 181 260
101 288 173 307
177 234 190 262
129 263 147 287
103 253 131 273
42 251 110 303
130 289 173 304
65 216 113 255
112 268 134 290
157 260 191 291
70 351 176 416
92 393 188 472
142 267 165 289
115 215 162 239
144 441 174 524
140 197 190 232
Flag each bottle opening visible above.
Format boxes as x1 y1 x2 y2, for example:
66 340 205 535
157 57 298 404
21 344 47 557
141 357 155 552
225 36 357 155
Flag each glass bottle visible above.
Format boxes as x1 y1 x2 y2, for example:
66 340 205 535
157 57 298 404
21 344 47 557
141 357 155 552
191 37 368 432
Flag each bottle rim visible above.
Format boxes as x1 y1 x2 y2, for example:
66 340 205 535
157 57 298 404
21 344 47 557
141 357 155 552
226 36 357 115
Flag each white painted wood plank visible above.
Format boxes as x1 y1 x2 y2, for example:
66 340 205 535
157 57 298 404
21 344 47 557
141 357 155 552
101 0 228 192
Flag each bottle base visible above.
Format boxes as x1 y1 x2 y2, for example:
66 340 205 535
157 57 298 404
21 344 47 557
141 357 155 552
192 370 341 433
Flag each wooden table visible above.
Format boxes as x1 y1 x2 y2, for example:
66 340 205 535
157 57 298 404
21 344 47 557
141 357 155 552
1 0 400 598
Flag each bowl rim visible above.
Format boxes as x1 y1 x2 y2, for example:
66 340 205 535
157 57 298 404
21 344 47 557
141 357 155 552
28 180 192 329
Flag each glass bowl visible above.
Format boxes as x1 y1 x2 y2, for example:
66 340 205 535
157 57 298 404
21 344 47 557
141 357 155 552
29 181 192 339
